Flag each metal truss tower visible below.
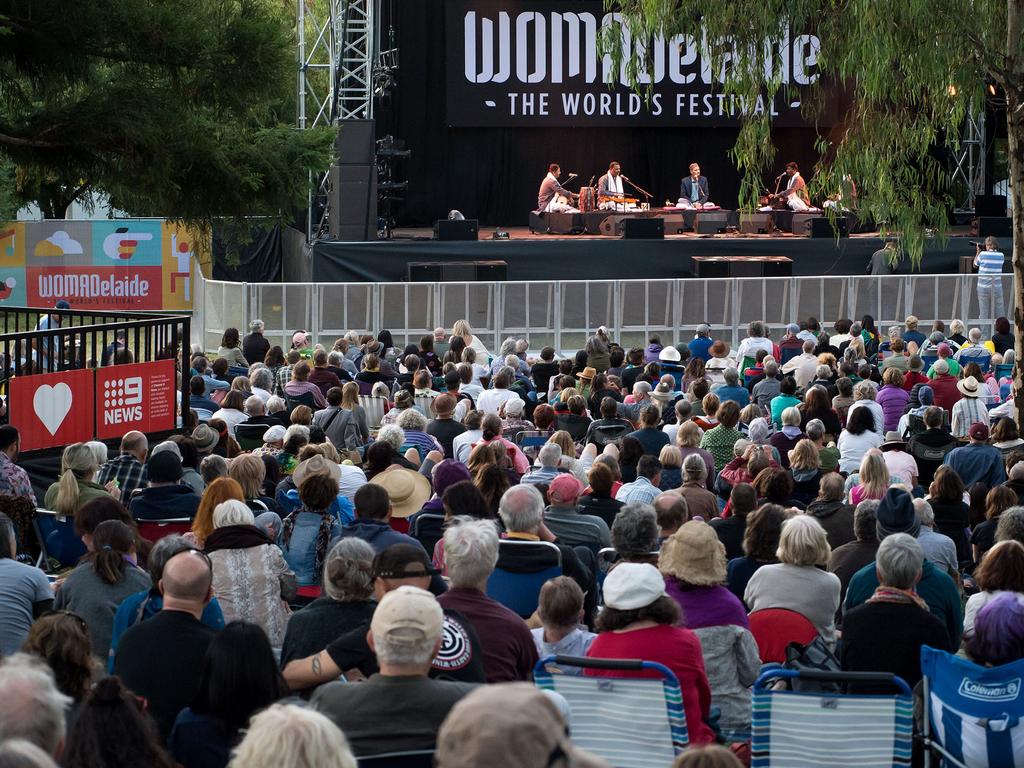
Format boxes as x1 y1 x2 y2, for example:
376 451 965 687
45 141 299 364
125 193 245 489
297 0 376 240
951 105 986 213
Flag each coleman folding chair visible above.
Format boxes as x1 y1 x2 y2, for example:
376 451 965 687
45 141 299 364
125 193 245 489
32 508 86 569
920 645 1024 767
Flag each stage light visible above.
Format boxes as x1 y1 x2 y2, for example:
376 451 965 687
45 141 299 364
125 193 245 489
947 84 958 96
988 83 997 96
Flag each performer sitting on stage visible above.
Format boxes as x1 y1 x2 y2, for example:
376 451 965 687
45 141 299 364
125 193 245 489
677 163 709 208
782 162 812 211
598 161 638 211
537 163 580 213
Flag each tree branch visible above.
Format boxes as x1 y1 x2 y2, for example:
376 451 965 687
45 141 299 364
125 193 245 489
0 132 63 148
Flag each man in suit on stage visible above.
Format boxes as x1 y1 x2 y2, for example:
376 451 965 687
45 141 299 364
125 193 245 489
598 161 637 211
537 163 579 213
679 163 709 207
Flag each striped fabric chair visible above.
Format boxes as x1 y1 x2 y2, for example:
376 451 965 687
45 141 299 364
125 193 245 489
751 668 913 767
920 646 1024 767
534 656 688 768
358 395 388 431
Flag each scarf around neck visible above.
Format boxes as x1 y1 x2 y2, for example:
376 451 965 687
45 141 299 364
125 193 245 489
867 585 928 611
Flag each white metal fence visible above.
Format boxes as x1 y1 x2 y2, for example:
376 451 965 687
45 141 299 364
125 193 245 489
192 271 1015 356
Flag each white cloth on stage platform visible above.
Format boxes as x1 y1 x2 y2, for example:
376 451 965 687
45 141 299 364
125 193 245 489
546 199 580 213
785 172 810 211
787 195 809 212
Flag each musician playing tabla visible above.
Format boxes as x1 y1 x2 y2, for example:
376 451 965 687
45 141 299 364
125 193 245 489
598 161 638 211
537 163 580 213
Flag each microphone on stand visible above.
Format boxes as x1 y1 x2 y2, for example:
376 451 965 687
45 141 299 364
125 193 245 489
567 173 578 179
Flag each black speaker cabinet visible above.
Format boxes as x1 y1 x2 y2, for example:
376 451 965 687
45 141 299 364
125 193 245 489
797 215 849 238
692 256 792 278
738 213 771 234
335 120 376 165
622 217 664 239
975 195 1007 218
695 212 730 234
408 261 507 282
692 258 730 278
434 219 479 241
976 217 1013 237
329 163 376 241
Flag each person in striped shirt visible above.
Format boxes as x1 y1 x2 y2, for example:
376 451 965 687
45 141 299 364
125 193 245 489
973 236 1005 321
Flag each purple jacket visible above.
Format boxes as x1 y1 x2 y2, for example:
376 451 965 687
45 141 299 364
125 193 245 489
644 343 663 363
664 578 750 630
876 385 910 433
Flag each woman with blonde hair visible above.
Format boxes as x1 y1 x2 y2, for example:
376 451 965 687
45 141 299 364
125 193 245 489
229 454 278 514
228 704 357 768
848 449 889 505
661 521 760 741
451 319 489 359
290 404 314 426
546 429 596 483
191 477 246 547
658 445 683 490
44 442 118 516
744 514 841 646
339 381 369 443
787 438 822 506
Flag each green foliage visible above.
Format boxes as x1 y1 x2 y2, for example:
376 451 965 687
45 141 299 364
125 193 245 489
0 0 334 221
606 0 1023 265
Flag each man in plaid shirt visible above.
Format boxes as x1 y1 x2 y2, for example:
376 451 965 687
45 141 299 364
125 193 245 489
276 350 300 395
97 431 149 501
0 426 35 504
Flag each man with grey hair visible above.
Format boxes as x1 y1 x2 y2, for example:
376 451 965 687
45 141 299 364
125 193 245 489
840 533 953 687
616 380 653 423
311 586 476 756
675 453 718 520
327 349 358 378
490 337 519 376
496 484 596 624
913 498 958 578
242 318 270 366
266 395 290 427
522 442 561 487
996 506 1024 546
828 499 881 605
0 654 70 758
751 358 781 409
804 418 840 472
782 339 818 389
97 430 149 499
438 518 539 682
954 327 989 363
713 367 751 408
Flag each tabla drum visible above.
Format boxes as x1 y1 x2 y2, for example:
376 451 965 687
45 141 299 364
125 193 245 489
579 186 596 212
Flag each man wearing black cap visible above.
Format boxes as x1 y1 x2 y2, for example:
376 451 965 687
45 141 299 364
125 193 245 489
282 543 485 691
842 488 963 646
942 422 1006 489
128 452 202 521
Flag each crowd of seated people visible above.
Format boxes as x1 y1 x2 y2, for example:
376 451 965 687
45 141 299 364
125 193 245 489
1 313 1023 768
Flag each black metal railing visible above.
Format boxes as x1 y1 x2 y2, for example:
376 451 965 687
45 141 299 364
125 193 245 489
0 307 191 447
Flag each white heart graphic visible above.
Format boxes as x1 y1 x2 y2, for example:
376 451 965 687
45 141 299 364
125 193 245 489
33 383 73 436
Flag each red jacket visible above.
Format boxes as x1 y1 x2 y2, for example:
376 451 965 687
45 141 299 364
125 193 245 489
929 374 963 413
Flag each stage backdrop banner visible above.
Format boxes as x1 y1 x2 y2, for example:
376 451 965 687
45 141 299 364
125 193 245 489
0 219 199 311
447 0 830 127
95 359 177 440
10 369 96 452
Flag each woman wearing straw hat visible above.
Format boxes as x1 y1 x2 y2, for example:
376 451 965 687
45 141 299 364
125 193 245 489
951 376 989 439
660 522 760 741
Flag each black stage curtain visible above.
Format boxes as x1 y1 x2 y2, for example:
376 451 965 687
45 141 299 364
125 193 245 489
212 224 283 282
385 1 824 228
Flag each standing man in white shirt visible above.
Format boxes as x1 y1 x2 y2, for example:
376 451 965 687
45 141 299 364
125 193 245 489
973 236 1006 320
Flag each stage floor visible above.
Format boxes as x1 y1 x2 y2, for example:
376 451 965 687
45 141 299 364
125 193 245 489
310 225 985 283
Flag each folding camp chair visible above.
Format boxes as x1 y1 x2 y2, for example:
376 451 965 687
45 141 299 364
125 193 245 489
234 423 268 452
136 518 193 543
751 668 913 767
487 539 562 617
408 512 445 555
748 609 818 664
587 423 631 449
32 508 86 569
922 355 939 371
995 363 1013 380
920 645 1024 767
514 430 550 463
285 391 318 416
414 394 438 416
358 395 388 431
534 655 688 768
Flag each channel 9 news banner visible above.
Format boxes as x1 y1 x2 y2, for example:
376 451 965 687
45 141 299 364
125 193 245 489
446 0 829 127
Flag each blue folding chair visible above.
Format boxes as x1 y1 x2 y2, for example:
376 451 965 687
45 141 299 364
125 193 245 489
751 667 913 767
922 355 939 370
921 646 1024 767
32 508 86 569
534 655 688 767
487 539 561 617
514 430 551 463
779 347 801 365
408 512 445 555
995 363 1014 380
